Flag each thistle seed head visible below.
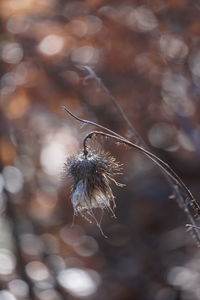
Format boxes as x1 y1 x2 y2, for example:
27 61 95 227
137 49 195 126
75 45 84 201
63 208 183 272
66 149 123 229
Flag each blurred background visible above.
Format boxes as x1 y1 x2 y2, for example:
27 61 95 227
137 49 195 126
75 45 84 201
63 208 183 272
1 0 200 299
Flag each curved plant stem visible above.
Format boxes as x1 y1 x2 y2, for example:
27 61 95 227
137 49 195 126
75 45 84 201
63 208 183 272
62 106 124 139
83 131 200 216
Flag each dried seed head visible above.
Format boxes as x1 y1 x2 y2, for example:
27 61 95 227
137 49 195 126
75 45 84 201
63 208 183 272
66 148 123 233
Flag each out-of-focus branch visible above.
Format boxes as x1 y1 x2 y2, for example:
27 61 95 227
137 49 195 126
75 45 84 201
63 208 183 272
4 191 34 299
77 65 144 144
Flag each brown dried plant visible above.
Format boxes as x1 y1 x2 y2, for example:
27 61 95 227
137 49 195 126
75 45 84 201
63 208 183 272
66 148 123 236
63 106 200 242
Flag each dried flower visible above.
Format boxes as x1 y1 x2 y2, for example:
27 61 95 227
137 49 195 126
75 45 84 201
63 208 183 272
63 107 200 245
66 149 123 232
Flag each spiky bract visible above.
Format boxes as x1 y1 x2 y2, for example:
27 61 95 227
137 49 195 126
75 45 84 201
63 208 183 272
66 149 122 220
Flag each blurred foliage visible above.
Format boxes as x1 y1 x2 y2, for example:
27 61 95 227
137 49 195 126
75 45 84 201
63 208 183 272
1 0 200 299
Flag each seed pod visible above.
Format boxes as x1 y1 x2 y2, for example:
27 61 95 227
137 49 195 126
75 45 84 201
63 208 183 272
66 149 123 233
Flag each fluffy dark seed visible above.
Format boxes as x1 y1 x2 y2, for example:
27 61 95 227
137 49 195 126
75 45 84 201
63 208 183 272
66 149 123 223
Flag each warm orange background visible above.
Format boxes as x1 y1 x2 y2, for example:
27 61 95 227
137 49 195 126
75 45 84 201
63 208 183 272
0 1 200 299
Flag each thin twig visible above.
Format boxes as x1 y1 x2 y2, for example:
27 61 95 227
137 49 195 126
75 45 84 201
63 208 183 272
83 130 200 216
186 224 200 230
62 106 126 140
77 65 143 144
